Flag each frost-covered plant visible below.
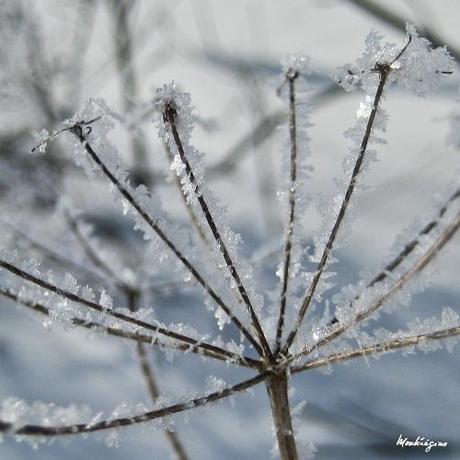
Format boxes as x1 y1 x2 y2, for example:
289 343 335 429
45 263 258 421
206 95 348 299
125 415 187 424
0 25 459 460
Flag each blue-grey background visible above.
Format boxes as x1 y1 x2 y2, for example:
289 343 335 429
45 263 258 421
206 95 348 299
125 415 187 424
0 1 459 459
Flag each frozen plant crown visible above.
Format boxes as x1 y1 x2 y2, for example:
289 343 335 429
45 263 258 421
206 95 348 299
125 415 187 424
0 24 458 460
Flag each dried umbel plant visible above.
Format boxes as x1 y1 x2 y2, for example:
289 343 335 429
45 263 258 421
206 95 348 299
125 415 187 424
0 25 458 460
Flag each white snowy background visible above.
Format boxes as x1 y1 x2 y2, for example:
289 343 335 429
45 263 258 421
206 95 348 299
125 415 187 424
0 0 459 459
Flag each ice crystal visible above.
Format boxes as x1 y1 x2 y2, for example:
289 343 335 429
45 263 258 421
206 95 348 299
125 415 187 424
334 24 453 96
0 398 94 431
281 52 312 76
31 129 50 154
206 376 226 393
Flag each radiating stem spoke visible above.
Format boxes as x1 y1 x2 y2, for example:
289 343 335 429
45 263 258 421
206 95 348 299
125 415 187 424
291 212 460 361
275 70 299 354
0 261 259 367
292 325 460 374
163 107 273 360
282 64 392 354
69 125 263 355
0 373 268 436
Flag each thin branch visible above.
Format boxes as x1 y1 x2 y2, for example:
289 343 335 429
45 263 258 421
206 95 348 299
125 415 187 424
245 77 281 233
205 85 343 179
147 278 189 296
391 35 412 65
62 208 131 292
292 325 460 374
136 341 190 460
282 66 391 353
0 259 259 366
59 222 186 459
0 372 268 436
67 194 257 371
8 221 184 300
208 111 284 176
131 283 189 459
329 186 460 325
4 224 107 285
67 0 96 109
163 106 273 361
291 211 460 361
0 286 260 369
275 70 300 354
9 213 182 299
69 125 263 355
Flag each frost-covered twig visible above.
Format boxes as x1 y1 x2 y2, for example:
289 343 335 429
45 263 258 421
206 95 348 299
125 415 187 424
0 258 259 364
361 187 460 285
69 124 263 355
208 111 285 176
63 208 130 291
0 372 268 436
1 19 456 459
0 286 259 368
64 212 257 369
292 325 460 374
5 224 107 285
330 186 460 325
275 69 300 354
282 55 392 353
162 104 273 360
292 211 460 360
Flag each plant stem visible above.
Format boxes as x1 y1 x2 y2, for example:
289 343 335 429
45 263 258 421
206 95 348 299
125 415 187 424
275 70 299 354
291 325 460 374
0 373 268 436
266 371 298 460
135 328 190 460
70 126 262 355
63 208 129 290
283 68 389 353
292 211 460 361
0 286 259 368
0 259 258 365
163 106 273 361
329 186 460 325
